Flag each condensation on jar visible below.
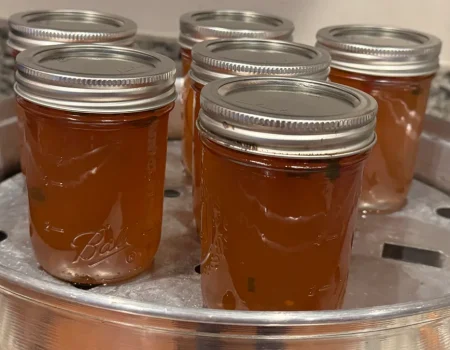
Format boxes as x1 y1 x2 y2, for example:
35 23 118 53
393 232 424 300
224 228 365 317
178 10 295 175
7 9 138 174
188 39 331 232
14 45 176 285
197 77 377 311
316 25 442 213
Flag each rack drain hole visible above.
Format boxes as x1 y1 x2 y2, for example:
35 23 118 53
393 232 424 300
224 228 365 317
382 243 444 268
194 264 201 274
436 207 450 219
71 283 97 291
164 189 180 198
0 231 7 242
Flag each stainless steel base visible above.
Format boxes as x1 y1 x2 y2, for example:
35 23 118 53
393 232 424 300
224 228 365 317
1 124 450 349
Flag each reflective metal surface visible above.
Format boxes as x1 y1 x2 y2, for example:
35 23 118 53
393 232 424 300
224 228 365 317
1 121 450 347
316 25 442 77
0 96 19 179
179 10 294 49
190 39 330 84
7 9 137 52
427 70 450 121
15 44 177 113
199 76 377 158
416 115 450 194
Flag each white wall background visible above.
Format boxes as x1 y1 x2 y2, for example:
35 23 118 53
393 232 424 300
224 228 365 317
1 0 449 65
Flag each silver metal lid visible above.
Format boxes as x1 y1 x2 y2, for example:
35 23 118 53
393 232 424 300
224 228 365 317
8 10 137 52
179 10 294 50
316 25 442 77
198 77 377 158
14 45 176 114
190 39 331 85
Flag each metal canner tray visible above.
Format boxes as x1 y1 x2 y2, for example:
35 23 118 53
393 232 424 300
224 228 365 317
1 98 450 349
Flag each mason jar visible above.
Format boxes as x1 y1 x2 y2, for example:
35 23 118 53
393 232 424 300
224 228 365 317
15 45 176 285
316 25 442 213
178 10 295 175
8 9 138 174
189 38 331 231
197 77 377 310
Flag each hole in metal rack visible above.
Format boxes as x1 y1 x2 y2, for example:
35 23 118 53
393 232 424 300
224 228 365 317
0 231 7 242
382 243 444 268
164 189 180 198
436 207 450 219
71 283 97 291
194 264 201 274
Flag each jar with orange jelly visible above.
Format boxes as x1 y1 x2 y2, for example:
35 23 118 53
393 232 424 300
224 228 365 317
178 10 295 174
14 45 176 285
189 39 331 230
316 25 442 213
197 77 377 311
8 10 138 174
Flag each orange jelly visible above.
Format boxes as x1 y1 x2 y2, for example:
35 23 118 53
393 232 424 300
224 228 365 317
178 10 295 174
317 25 442 213
197 77 378 311
181 48 192 77
14 45 176 285
329 69 434 212
189 39 331 230
8 10 138 175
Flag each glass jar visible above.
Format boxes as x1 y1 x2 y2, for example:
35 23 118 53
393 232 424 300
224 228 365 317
189 39 331 231
197 77 377 311
7 9 138 174
178 10 295 174
181 48 193 78
14 45 176 285
316 25 442 213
